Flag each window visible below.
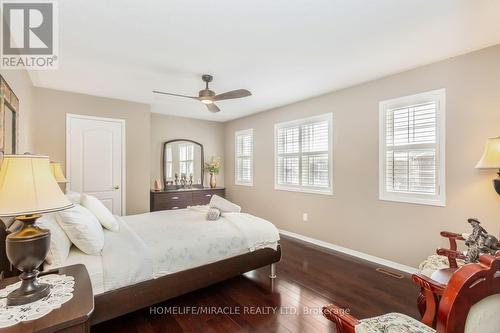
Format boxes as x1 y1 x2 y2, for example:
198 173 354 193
179 143 194 177
275 113 332 195
165 146 173 180
235 129 253 186
379 89 446 206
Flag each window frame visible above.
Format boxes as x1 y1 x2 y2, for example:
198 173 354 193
165 146 173 180
178 143 194 177
379 89 446 206
234 128 254 186
274 112 333 195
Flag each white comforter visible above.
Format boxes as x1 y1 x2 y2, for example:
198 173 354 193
101 208 280 292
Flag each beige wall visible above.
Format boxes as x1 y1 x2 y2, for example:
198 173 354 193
224 45 500 267
33 87 151 215
0 69 35 153
151 113 225 187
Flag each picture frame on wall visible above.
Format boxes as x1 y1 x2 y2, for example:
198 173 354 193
0 75 19 159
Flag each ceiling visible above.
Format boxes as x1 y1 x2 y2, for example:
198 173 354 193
29 0 500 122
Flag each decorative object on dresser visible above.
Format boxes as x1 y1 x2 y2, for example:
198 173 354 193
153 179 162 191
0 264 94 333
205 155 222 188
150 187 225 211
476 136 500 195
163 139 204 189
0 75 19 155
0 155 73 305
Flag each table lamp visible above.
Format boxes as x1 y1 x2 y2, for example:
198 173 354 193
0 155 73 305
475 136 500 195
49 162 68 183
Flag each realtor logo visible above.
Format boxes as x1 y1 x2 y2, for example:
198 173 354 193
1 1 58 69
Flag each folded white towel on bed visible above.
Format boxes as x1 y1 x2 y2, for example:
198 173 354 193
223 213 280 251
206 208 221 221
209 195 241 213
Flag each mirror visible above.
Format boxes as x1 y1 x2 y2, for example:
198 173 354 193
0 76 19 155
163 139 204 188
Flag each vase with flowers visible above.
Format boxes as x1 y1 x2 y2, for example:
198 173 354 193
205 156 222 188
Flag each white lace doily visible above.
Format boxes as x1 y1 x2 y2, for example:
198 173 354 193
0 274 75 328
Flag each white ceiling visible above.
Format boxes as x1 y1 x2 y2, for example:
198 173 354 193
30 0 500 122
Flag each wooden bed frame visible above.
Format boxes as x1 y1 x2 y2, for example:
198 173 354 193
0 219 282 325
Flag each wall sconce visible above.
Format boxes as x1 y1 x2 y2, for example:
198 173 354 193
476 137 500 195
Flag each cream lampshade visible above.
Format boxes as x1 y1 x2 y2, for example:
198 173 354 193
0 155 73 305
475 137 500 195
49 161 68 184
0 155 73 216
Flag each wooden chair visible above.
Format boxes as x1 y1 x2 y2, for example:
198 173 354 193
418 231 466 277
323 253 500 333
416 231 467 317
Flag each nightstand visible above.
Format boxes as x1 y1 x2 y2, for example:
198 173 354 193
0 264 94 333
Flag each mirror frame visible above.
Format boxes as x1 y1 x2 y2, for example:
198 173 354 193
162 139 204 189
0 75 19 156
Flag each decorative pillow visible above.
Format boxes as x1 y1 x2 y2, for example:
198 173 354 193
356 312 436 333
36 213 72 266
80 193 119 231
206 208 221 221
65 191 82 205
56 204 104 255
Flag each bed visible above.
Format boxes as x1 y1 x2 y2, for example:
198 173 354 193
0 207 281 325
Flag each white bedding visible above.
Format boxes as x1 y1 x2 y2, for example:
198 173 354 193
45 247 105 294
45 207 280 295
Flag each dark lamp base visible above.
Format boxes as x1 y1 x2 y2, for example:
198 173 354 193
494 177 500 196
6 214 51 306
7 272 50 306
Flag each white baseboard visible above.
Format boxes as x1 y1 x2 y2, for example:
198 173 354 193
279 229 418 275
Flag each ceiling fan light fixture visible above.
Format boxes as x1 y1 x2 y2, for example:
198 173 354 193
152 74 251 114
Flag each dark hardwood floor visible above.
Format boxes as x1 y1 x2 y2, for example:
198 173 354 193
92 235 420 333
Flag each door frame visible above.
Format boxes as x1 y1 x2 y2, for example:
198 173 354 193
66 113 127 215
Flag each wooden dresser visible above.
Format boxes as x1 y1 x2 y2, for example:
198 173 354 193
150 187 225 211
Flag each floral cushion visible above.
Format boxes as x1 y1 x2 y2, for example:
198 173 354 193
418 254 465 277
355 313 436 333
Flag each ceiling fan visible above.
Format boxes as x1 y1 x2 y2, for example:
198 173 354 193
153 74 252 113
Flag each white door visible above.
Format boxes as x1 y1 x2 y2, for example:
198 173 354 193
66 114 125 215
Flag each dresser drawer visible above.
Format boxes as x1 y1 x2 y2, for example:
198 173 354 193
151 192 192 211
193 189 225 205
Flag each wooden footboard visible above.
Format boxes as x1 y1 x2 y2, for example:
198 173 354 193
91 245 281 325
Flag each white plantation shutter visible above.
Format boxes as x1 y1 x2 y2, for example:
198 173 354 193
380 89 445 206
235 129 253 185
275 113 332 194
165 146 173 179
179 144 194 176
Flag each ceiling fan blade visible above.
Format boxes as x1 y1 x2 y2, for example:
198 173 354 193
214 89 251 101
152 90 198 99
206 103 221 113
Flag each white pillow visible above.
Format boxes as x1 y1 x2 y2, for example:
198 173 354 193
65 191 82 205
56 205 104 255
81 193 119 231
36 213 72 266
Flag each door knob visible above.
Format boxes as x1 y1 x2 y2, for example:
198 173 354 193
113 185 120 190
